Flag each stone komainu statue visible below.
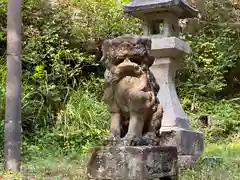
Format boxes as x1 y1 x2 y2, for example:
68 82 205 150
101 35 163 146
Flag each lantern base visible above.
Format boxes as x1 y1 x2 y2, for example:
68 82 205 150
160 127 204 168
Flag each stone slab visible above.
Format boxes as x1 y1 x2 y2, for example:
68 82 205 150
160 127 204 157
150 37 191 58
87 146 178 180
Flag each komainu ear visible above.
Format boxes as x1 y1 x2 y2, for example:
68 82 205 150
100 39 111 67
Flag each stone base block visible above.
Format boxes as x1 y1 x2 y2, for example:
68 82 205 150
160 127 204 167
87 146 178 180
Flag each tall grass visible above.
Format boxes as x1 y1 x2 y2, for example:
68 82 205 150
55 88 110 153
21 86 110 158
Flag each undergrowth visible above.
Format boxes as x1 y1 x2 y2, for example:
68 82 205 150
22 86 110 158
0 0 239 179
183 98 240 142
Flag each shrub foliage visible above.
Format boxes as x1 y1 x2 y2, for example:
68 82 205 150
0 0 239 154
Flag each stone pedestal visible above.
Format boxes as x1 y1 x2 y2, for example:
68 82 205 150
160 127 204 168
87 146 178 180
150 37 204 167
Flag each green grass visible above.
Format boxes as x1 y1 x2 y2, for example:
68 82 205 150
0 135 239 179
0 86 239 179
180 134 240 180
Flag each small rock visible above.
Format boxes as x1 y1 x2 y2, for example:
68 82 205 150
202 156 223 164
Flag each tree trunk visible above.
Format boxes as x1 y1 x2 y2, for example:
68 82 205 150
4 0 22 172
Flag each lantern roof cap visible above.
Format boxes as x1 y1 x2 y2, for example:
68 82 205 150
123 0 199 19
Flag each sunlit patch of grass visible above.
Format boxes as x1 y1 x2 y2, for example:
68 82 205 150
180 136 240 180
0 171 24 180
23 154 88 179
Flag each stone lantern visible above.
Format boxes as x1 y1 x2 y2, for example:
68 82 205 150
124 0 204 167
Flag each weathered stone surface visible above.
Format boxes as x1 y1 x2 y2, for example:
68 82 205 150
87 146 178 180
150 37 191 58
124 0 199 19
160 128 203 156
149 36 204 169
158 127 203 168
150 56 189 129
101 35 163 146
143 12 181 37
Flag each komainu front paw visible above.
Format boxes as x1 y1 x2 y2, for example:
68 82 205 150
120 134 137 146
142 132 160 146
119 133 160 146
103 133 120 146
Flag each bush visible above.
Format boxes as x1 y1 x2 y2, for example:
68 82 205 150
182 97 240 142
178 26 240 98
0 0 239 160
0 0 140 134
23 86 109 156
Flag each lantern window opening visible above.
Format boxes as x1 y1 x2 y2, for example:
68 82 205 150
150 20 164 35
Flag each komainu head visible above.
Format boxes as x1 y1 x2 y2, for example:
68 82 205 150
101 35 155 79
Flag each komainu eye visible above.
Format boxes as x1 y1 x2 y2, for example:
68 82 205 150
129 57 142 65
114 58 124 65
